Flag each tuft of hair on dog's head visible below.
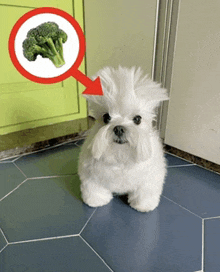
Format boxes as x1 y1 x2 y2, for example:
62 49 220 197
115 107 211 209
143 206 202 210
83 66 169 121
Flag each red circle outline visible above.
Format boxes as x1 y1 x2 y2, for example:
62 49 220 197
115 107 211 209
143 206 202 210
8 7 85 84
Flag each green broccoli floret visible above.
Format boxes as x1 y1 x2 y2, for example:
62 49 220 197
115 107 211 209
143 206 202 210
55 29 68 62
23 21 68 68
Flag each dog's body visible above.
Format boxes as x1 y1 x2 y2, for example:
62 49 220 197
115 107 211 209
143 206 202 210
78 66 169 212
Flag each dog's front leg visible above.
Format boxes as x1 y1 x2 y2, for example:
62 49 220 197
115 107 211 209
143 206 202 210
80 179 113 208
128 183 163 213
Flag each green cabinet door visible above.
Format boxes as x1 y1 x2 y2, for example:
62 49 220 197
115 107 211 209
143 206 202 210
0 0 87 135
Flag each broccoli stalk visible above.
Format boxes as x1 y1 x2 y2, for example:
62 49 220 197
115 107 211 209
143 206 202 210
22 22 68 68
44 37 64 67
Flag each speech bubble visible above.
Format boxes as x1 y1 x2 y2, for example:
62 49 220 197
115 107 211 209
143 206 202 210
8 7 103 95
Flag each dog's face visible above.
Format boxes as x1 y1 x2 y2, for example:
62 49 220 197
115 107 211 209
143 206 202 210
100 111 144 145
84 67 169 163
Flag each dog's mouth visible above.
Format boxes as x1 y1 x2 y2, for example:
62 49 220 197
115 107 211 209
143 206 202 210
113 138 128 144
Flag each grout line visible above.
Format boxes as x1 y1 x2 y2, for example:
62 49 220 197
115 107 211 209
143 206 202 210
202 219 205 272
0 156 20 163
75 140 85 147
0 228 9 254
162 195 203 219
74 136 87 147
0 244 8 254
4 139 80 162
0 179 28 202
13 162 27 178
191 163 220 176
203 215 220 220
0 228 9 244
79 208 97 235
167 164 196 168
12 155 23 162
9 234 79 245
79 235 114 272
26 174 75 180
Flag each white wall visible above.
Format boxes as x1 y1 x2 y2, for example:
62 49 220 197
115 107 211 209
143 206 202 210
84 0 158 77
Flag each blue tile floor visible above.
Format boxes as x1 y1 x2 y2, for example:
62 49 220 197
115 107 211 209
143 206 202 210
0 139 220 272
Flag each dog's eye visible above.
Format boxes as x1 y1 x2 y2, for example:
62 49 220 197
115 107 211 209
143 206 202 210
103 113 111 124
133 115 142 125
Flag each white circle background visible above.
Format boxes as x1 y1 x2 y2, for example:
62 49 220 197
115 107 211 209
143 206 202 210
15 13 80 78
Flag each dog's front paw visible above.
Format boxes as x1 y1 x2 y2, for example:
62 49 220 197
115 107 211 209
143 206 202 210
83 194 113 208
128 194 160 213
81 183 113 208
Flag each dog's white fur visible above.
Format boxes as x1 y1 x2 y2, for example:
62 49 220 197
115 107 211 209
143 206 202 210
78 66 169 212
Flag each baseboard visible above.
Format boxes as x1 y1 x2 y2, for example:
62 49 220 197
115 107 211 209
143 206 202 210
165 145 220 175
0 118 88 154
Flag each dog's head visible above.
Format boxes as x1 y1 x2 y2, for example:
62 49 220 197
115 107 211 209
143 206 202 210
83 66 169 163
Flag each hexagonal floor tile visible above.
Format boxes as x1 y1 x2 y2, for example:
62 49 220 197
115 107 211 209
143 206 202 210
0 175 95 242
15 144 81 178
0 163 26 200
81 196 202 272
0 236 112 272
163 165 220 218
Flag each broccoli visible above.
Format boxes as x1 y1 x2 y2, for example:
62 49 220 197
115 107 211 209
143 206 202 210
22 21 68 68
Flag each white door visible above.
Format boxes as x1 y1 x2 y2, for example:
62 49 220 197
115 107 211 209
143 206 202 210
164 0 220 165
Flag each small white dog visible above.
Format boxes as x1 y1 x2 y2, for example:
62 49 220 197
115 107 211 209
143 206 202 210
78 66 169 212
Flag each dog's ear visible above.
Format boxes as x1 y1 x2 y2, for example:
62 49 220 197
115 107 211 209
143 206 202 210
150 87 169 102
136 133 152 162
82 67 117 119
89 125 109 160
82 93 106 120
146 87 169 111
134 67 169 110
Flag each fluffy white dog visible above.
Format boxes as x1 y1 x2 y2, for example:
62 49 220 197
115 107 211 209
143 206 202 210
78 66 169 212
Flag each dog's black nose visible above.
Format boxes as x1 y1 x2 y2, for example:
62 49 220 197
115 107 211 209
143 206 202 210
113 126 125 137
